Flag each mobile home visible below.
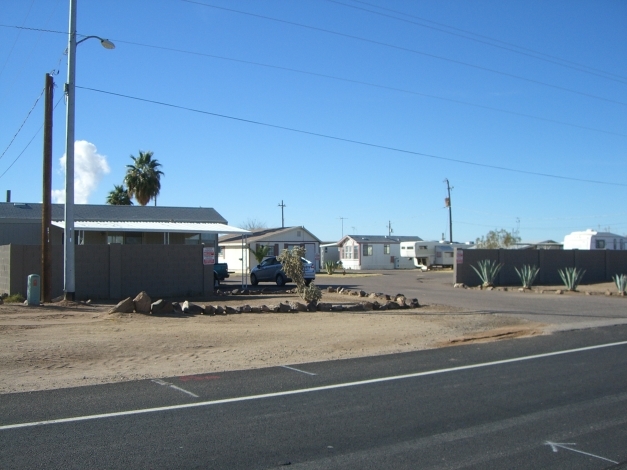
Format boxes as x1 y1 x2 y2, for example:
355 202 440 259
400 240 469 270
563 230 627 250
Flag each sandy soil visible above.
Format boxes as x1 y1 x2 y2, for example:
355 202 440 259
0 288 550 394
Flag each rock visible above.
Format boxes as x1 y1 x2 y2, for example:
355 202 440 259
453 283 467 289
279 303 292 313
360 301 374 311
182 300 190 313
368 292 377 299
214 306 225 315
251 306 260 313
204 304 215 315
231 289 240 295
289 301 307 312
260 305 271 312
326 287 337 293
85 299 92 305
0 298 3 305
486 286 494 291
605 290 612 296
350 290 359 296
225 306 237 314
317 302 332 311
242 304 252 313
555 290 563 295
151 299 173 315
186 303 204 315
241 289 249 295
306 300 318 312
371 301 381 310
518 288 525 292
358 290 367 297
347 304 363 311
331 305 344 311
395 296 407 307
385 300 400 310
133 291 152 314
108 297 134 314
171 302 183 314
409 298 420 308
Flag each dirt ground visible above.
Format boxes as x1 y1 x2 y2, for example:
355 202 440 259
0 282 618 395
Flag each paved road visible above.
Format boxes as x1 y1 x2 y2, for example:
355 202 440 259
2 325 627 469
226 270 627 330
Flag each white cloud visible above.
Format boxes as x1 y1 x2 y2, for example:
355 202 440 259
52 141 110 204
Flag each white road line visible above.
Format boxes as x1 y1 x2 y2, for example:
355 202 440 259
151 379 199 398
2 340 626 431
545 441 618 464
281 365 317 376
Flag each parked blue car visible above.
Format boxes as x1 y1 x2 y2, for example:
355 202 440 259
250 256 315 286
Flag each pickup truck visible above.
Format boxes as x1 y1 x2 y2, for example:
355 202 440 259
213 262 229 287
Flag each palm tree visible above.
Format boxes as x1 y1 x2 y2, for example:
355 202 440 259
106 184 133 205
124 151 164 206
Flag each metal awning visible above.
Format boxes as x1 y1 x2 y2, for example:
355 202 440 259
51 220 250 234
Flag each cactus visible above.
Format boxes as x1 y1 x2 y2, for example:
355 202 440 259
558 267 586 291
514 265 540 289
471 259 503 287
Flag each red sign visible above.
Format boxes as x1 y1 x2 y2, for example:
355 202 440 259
456 249 463 264
203 247 215 265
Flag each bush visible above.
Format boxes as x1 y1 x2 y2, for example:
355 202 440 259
558 267 586 291
514 265 540 289
5 293 25 303
613 274 627 295
471 259 503 287
324 260 342 275
277 246 322 303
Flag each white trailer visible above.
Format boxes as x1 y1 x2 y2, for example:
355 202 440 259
563 230 627 250
400 240 468 271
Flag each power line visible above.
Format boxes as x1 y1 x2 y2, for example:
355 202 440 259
181 0 627 107
0 87 45 162
0 96 63 181
77 85 627 188
112 38 626 138
328 0 627 84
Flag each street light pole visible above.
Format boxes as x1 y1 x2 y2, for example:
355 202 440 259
63 0 114 301
63 0 77 301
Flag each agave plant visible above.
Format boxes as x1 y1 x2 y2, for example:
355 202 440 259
471 259 503 287
613 274 627 295
514 265 540 289
558 267 586 291
325 260 342 275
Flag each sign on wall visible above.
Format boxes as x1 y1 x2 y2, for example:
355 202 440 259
203 246 215 265
456 249 463 264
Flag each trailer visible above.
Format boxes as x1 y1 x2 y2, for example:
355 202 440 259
563 229 627 250
400 240 469 271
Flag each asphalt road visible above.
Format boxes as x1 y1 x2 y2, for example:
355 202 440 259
227 269 627 330
2 324 627 469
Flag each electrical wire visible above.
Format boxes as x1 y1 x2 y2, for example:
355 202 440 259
0 87 45 162
181 0 627 107
77 85 627 188
326 0 627 84
0 0 36 80
112 38 626 138
0 96 63 181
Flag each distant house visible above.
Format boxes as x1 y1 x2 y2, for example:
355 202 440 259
337 235 423 270
219 226 321 272
563 230 627 250
512 240 563 250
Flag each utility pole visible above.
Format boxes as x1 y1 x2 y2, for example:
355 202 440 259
278 200 286 228
387 220 393 236
41 73 54 303
444 178 453 243
338 216 348 238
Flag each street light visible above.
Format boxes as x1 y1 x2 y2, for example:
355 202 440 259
63 0 114 300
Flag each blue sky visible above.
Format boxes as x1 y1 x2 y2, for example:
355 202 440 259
0 0 625 243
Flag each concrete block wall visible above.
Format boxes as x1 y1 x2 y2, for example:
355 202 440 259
0 245 11 295
455 248 627 287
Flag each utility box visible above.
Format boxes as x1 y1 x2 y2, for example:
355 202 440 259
27 274 40 306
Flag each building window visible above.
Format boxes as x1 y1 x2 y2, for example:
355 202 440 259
363 244 373 256
107 233 123 244
343 245 352 259
125 232 143 245
185 234 200 245
384 244 390 254
595 239 606 249
354 246 359 259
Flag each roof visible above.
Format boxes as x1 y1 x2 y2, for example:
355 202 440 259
220 226 321 244
338 235 423 245
51 221 249 234
0 202 227 224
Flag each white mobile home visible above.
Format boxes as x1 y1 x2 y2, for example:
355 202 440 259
400 240 470 270
338 235 422 270
563 230 627 250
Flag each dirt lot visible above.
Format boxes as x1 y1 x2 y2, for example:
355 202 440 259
0 282 619 394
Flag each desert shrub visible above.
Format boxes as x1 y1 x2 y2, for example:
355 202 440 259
5 293 25 303
613 274 627 295
558 267 586 291
471 259 503 287
514 265 540 289
277 246 322 302
325 260 342 275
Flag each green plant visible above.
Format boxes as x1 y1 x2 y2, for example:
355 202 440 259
5 293 25 303
471 259 503 287
514 265 540 289
325 260 342 275
250 245 270 265
613 274 627 295
277 246 322 302
558 267 586 291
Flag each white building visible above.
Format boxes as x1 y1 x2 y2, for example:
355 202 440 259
219 226 321 273
563 229 627 250
337 235 422 270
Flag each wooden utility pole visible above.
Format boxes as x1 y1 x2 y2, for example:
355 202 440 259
41 73 53 302
444 178 453 243
278 200 286 228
